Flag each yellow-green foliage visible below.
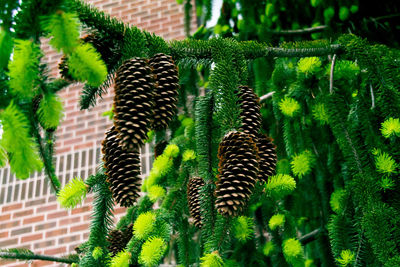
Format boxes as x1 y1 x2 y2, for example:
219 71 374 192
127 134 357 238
373 149 397 175
312 103 329 124
200 252 224 267
0 102 43 179
92 247 103 260
0 28 13 68
138 237 167 267
279 97 300 117
0 144 7 168
182 149 196 161
266 174 296 199
336 249 355 266
8 40 40 98
148 185 166 202
143 144 179 191
263 241 276 256
330 189 345 213
297 57 321 74
381 117 400 138
269 214 285 230
305 259 316 267
233 216 254 242
133 212 156 240
68 43 107 87
291 150 315 178
41 11 80 54
282 238 304 265
57 177 87 209
326 60 360 80
37 93 64 129
111 250 131 267
380 177 395 191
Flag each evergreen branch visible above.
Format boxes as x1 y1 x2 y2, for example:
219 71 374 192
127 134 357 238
369 83 375 109
260 91 275 102
329 54 337 94
266 25 328 35
0 251 77 264
299 228 322 245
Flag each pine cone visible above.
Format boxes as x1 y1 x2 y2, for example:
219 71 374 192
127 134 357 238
102 126 142 207
215 131 259 217
237 85 261 136
255 133 277 183
113 58 154 151
187 177 205 228
149 53 179 130
81 33 113 64
107 229 125 256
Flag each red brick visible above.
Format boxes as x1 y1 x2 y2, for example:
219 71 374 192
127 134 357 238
0 238 18 246
13 209 33 218
114 207 127 215
37 204 57 213
59 216 81 226
0 231 8 238
45 228 67 238
74 142 95 150
25 198 46 207
46 210 68 220
71 205 91 215
0 213 11 221
70 223 90 232
11 226 32 236
44 247 66 255
23 215 45 224
0 220 20 229
34 240 55 249
35 222 56 231
2 203 23 212
32 260 54 266
21 233 43 243
58 234 80 244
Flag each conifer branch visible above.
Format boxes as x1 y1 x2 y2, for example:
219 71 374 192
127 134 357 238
299 228 322 245
369 83 375 109
260 91 275 102
266 25 328 35
329 54 337 94
0 251 78 264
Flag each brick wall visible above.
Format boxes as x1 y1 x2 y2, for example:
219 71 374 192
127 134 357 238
0 1 196 266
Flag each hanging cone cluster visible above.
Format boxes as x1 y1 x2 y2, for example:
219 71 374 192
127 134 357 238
102 127 141 207
113 57 154 151
255 133 277 183
187 177 205 228
215 131 259 217
149 53 180 130
107 224 133 256
237 85 262 136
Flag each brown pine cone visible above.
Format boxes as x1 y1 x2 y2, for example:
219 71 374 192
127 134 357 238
187 177 205 228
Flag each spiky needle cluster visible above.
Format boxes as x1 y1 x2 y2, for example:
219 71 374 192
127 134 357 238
215 131 260 216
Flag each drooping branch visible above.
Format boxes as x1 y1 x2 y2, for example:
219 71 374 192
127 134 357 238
260 91 275 102
266 25 328 36
299 228 322 245
0 252 78 264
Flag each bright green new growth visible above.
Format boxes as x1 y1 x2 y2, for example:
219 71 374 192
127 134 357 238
68 43 107 87
330 189 345 213
163 144 180 157
57 177 87 209
381 117 400 138
8 40 40 99
269 214 285 230
200 252 224 267
92 247 102 260
336 249 355 266
182 149 196 161
266 174 296 199
379 177 395 191
291 150 315 178
373 149 397 175
138 237 167 267
133 212 156 240
297 57 321 74
279 97 300 117
233 216 254 242
37 93 64 129
111 250 131 267
0 144 7 168
327 60 360 80
263 241 276 256
282 238 303 264
148 185 166 202
41 11 80 54
0 102 43 179
312 103 329 124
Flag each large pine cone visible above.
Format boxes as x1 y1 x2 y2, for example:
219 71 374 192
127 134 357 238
107 224 133 256
113 58 154 151
237 85 261 136
255 133 277 183
187 177 205 228
215 131 259 217
102 127 141 207
149 53 179 130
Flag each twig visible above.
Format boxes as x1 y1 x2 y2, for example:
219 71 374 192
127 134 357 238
266 25 328 35
329 54 337 94
299 228 322 245
370 83 375 109
260 91 275 103
0 252 78 264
